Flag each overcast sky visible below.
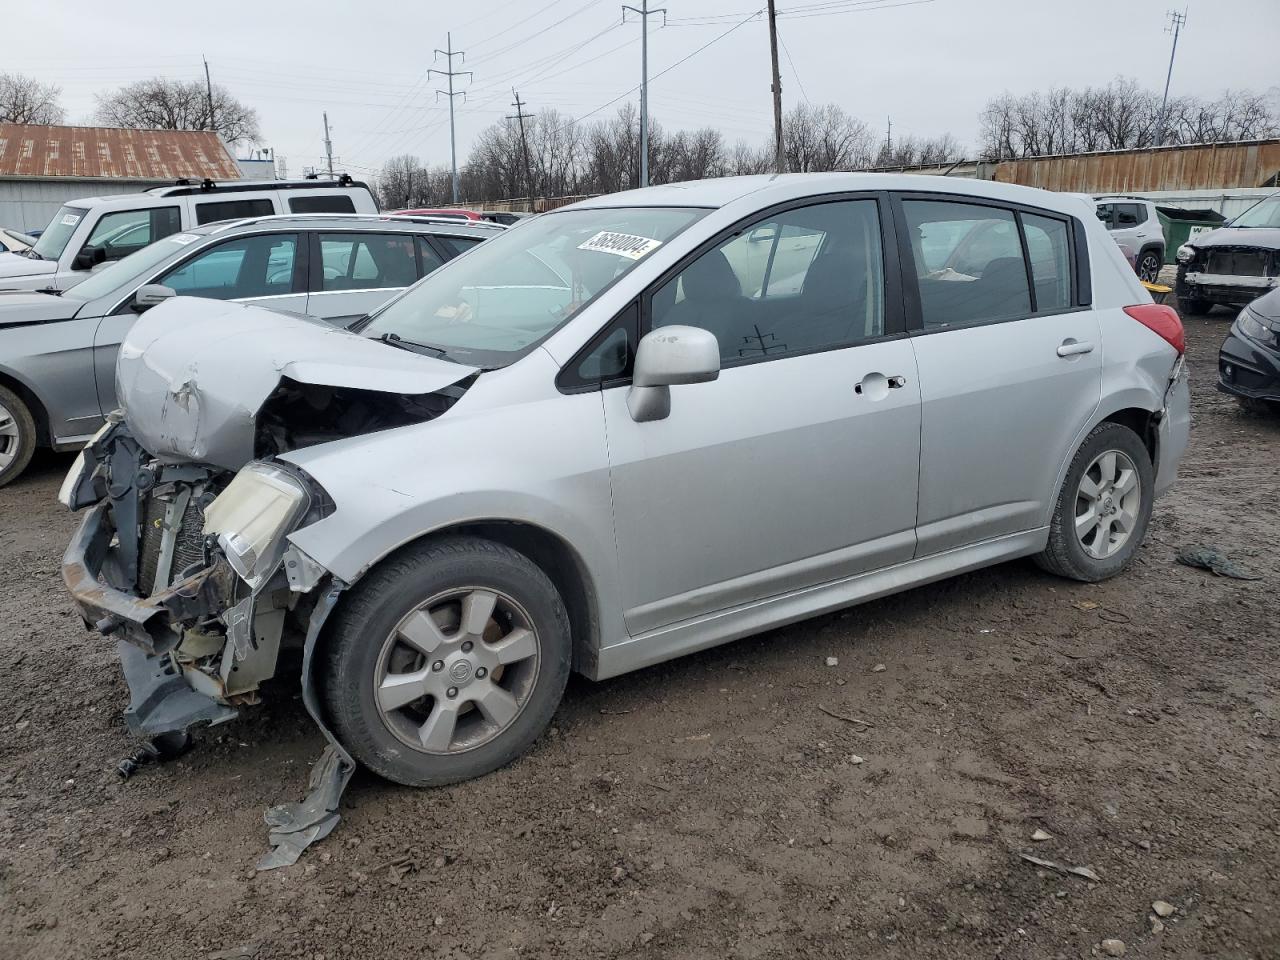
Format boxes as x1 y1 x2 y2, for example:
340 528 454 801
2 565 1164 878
5 0 1278 181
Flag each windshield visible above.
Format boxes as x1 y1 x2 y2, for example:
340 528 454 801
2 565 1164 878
63 230 197 301
1231 194 1280 229
360 206 708 367
31 205 88 260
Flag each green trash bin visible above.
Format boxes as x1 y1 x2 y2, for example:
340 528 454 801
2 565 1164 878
1156 206 1228 264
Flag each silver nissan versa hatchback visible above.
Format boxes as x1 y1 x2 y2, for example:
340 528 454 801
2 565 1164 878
60 174 1189 858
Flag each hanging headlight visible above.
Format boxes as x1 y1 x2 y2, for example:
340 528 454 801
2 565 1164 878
203 462 311 589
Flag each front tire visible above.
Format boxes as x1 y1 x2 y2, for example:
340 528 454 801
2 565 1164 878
0 385 37 488
1035 422 1154 583
321 536 571 787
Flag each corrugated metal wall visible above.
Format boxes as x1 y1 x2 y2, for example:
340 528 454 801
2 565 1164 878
993 140 1280 193
0 178 171 233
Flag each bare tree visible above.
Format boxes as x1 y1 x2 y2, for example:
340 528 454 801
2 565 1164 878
727 139 773 175
95 78 260 145
782 103 874 172
873 132 963 168
0 73 65 125
376 155 436 209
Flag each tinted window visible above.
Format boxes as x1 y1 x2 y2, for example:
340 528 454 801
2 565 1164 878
195 198 275 225
1115 204 1142 227
289 194 357 214
160 234 297 299
1022 214 1072 311
79 207 181 265
318 233 417 291
436 235 483 258
652 199 884 364
1095 203 1115 230
903 200 1030 329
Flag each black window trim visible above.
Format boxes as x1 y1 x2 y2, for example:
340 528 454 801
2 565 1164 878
890 190 1089 336
556 300 640 394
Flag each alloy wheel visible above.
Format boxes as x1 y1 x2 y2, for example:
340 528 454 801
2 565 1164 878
0 397 20 473
1075 450 1142 560
1138 252 1162 284
373 587 541 755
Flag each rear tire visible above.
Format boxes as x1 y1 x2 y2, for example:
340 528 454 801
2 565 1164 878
0 385 37 489
321 536 571 787
1035 422 1154 583
1177 297 1212 317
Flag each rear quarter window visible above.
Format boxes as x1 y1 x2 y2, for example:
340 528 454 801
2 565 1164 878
289 194 358 214
195 198 275 225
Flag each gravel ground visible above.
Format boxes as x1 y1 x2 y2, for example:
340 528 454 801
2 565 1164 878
1 310 1277 960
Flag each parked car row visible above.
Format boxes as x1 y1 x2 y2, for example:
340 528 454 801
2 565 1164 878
54 173 1189 806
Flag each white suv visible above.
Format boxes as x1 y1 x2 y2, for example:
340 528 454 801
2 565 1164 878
0 176 378 292
1095 196 1165 283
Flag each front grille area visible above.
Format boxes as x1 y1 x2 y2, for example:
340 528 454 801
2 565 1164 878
138 491 208 594
1204 247 1273 277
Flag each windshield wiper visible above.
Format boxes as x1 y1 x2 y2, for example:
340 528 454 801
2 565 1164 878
377 331 449 359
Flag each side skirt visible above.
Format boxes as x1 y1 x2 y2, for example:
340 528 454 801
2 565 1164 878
592 527 1048 681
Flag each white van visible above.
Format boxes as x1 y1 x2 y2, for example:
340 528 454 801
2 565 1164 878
0 176 378 292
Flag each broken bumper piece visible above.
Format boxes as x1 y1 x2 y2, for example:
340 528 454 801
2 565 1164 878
62 500 240 735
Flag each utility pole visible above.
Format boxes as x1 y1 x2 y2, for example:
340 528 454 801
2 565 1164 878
322 112 335 179
766 0 784 174
622 0 667 188
507 89 534 202
1158 8 1187 146
430 32 472 203
203 56 216 134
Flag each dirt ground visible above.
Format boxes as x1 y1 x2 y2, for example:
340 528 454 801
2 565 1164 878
1 311 1277 960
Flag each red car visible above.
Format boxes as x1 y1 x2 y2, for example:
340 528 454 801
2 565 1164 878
393 208 527 226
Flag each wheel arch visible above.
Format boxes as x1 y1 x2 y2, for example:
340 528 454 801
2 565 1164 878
339 519 602 678
0 366 51 446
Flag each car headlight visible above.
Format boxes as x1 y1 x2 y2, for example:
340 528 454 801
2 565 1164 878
1237 308 1277 345
1176 244 1196 263
203 462 311 589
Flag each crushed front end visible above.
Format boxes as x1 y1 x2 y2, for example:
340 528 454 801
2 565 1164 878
60 417 334 739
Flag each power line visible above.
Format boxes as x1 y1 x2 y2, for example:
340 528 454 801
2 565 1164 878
430 33 473 202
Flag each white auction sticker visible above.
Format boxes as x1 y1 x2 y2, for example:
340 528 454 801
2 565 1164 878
168 233 200 245
577 231 663 260
60 213 80 226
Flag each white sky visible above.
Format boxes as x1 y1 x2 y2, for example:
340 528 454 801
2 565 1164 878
5 0 1278 180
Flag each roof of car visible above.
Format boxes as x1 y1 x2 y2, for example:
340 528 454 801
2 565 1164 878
568 173 1096 219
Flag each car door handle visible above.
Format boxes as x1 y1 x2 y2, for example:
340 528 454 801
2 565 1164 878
1057 339 1095 357
854 374 907 396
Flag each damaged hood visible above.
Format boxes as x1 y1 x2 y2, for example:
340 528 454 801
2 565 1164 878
0 289 80 326
1189 226 1280 251
116 298 477 470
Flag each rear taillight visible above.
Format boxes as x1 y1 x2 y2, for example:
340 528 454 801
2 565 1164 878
1124 303 1185 356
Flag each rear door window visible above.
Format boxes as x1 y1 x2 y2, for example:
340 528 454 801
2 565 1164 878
317 233 418 291
901 200 1030 329
159 233 298 299
1115 204 1142 227
194 197 275 225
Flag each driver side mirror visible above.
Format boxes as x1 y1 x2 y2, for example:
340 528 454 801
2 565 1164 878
131 284 176 313
72 248 101 271
626 325 720 423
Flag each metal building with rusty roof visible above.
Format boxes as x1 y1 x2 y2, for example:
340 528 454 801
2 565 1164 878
0 124 241 232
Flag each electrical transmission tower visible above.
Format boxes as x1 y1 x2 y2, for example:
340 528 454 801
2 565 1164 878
507 90 534 202
430 33 472 203
1158 8 1187 146
622 0 667 188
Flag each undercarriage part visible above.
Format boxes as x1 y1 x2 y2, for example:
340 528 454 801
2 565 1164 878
257 578 355 871
119 638 238 737
116 730 191 781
